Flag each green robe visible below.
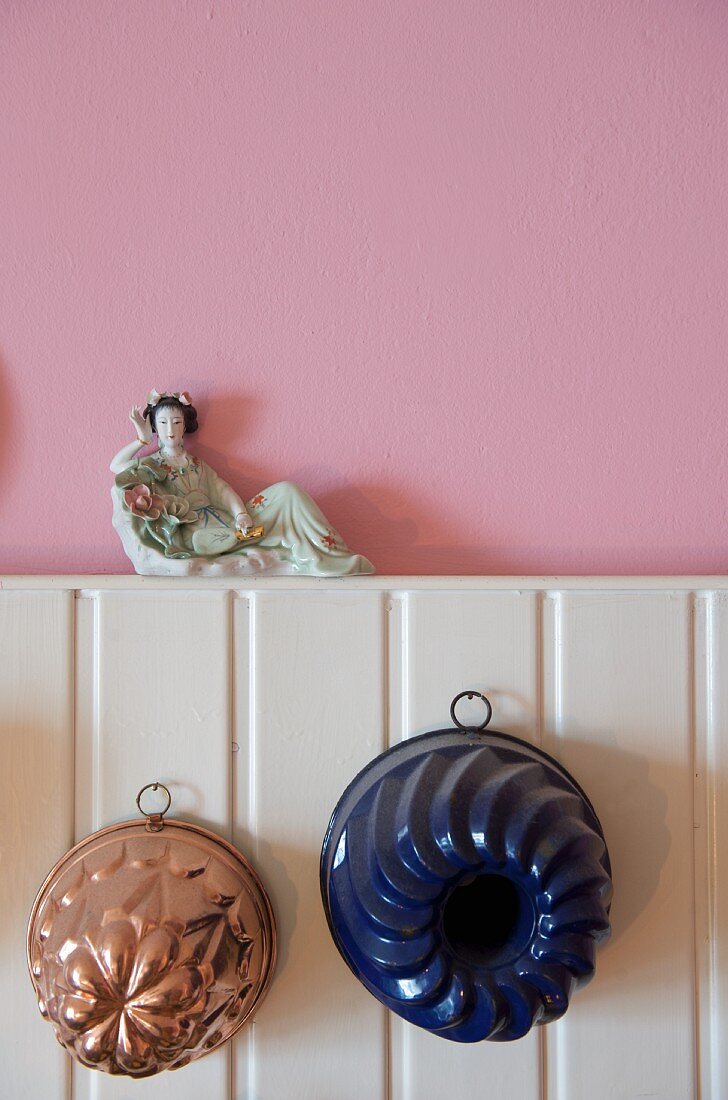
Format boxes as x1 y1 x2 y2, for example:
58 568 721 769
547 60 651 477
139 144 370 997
114 452 374 576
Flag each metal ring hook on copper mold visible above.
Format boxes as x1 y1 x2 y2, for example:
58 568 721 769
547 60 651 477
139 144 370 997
136 781 172 831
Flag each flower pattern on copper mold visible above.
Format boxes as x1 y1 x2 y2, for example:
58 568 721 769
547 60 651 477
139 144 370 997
54 920 211 1076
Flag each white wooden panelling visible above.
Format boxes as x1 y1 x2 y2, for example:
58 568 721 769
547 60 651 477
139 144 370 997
695 593 728 1100
232 590 387 1100
73 589 233 1100
0 590 74 1100
4 577 727 1100
390 591 543 1100
543 592 695 1100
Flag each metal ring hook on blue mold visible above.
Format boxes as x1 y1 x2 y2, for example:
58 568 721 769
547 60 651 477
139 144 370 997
449 690 492 732
320 689 613 1043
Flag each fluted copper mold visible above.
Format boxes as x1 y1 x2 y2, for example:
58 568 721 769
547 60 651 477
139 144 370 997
27 784 276 1078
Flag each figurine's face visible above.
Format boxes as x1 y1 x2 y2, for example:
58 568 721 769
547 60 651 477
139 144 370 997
155 406 186 446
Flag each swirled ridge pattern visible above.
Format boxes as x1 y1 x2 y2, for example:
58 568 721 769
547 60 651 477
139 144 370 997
321 733 612 1042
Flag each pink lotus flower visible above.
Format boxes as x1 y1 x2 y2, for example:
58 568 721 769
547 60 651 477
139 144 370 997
124 484 164 521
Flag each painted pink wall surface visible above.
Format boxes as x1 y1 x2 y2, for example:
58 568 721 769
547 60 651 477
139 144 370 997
1 1 727 575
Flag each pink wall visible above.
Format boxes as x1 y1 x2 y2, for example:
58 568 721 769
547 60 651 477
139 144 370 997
2 1 728 576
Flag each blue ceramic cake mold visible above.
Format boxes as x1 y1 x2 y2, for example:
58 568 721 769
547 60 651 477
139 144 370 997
320 692 612 1042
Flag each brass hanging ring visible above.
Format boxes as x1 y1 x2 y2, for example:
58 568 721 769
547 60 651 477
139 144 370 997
136 781 172 822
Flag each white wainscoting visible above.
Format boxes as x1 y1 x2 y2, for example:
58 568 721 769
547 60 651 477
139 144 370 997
1 576 726 1100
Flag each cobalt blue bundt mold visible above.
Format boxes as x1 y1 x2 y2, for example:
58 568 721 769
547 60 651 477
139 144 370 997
320 693 612 1043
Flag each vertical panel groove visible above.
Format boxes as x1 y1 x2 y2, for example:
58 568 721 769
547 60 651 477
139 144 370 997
226 590 234 1100
72 592 97 1100
402 592 411 743
383 592 392 1100
694 590 724 1100
389 589 408 1100
537 590 547 1100
249 592 258 855
66 588 79 1100
536 590 544 752
706 590 722 1100
92 592 101 834
70 590 78 847
227 589 234 844
689 593 701 1100
708 590 720 1100
231 590 256 1100
388 591 407 1100
69 591 77 1100
248 590 258 1100
543 590 562 1100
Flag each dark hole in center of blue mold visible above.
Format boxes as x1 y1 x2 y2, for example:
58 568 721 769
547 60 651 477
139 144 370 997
442 873 535 968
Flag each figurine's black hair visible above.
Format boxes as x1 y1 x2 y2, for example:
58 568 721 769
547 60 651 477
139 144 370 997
144 395 199 435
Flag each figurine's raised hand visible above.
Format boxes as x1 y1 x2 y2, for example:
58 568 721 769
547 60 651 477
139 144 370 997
130 405 153 444
235 511 254 535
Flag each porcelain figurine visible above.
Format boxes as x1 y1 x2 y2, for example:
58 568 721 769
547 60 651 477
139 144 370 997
111 390 375 576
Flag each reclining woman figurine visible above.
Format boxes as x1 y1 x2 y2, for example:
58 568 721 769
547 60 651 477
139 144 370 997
111 390 375 577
